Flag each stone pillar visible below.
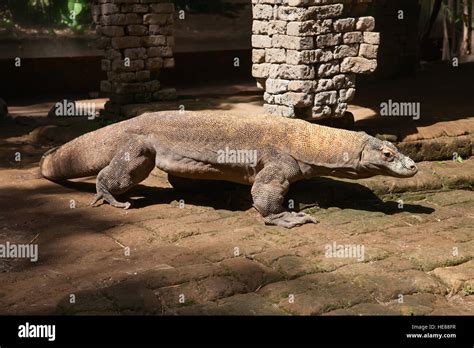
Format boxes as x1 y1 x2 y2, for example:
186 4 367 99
92 0 176 117
251 0 379 120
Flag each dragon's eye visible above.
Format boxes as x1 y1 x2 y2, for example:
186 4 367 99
383 151 392 158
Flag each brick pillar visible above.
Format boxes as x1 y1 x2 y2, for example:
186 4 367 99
92 0 176 117
251 0 379 120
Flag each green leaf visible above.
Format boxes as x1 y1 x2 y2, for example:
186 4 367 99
73 3 83 15
67 0 75 12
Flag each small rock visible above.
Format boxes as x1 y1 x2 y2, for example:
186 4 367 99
28 125 60 143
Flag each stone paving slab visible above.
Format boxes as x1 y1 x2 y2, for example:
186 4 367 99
431 260 474 296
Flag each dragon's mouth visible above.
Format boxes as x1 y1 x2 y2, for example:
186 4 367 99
359 161 418 178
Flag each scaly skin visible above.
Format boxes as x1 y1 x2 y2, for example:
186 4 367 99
41 111 418 228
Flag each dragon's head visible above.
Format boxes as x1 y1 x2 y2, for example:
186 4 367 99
359 137 418 178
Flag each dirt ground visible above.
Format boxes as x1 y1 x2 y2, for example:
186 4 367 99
0 83 473 315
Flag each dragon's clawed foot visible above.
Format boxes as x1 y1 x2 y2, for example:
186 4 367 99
90 193 131 210
264 211 319 229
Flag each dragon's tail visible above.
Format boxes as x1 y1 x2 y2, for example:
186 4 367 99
40 121 133 181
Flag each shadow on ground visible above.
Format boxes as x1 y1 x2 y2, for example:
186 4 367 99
46 175 435 216
354 62 474 139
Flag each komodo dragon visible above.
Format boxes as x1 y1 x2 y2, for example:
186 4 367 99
40 111 418 228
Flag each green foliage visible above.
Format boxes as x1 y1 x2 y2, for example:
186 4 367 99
28 0 51 12
60 0 87 31
463 284 474 295
1 0 91 32
0 7 13 29
2 0 246 30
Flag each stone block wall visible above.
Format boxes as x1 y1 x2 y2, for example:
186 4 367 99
251 0 379 119
91 0 176 116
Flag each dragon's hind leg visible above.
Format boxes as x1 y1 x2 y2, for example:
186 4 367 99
91 138 156 209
